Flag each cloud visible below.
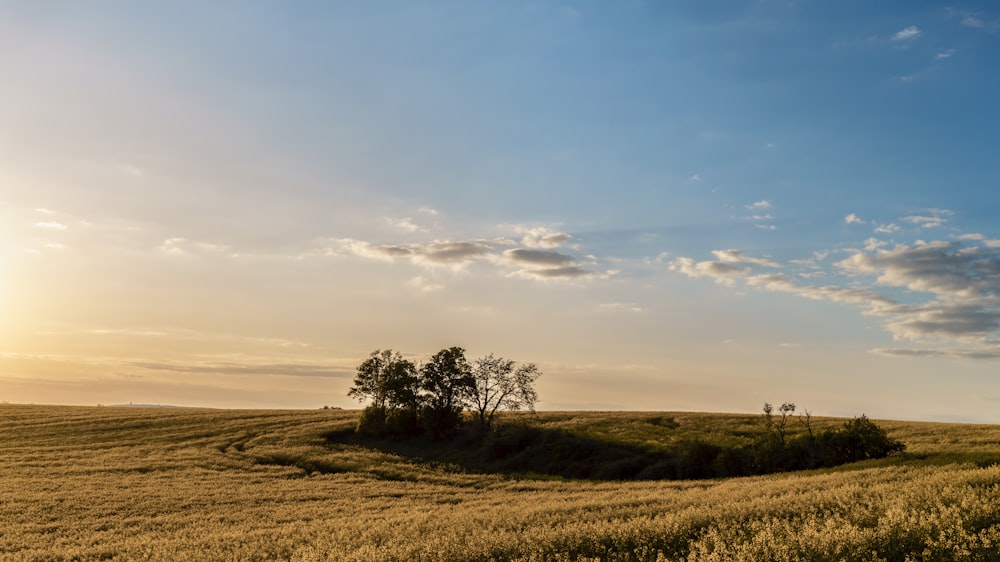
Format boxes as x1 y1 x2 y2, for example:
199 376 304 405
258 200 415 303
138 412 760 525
745 200 771 210
674 237 1000 356
513 226 573 249
961 14 985 28
335 238 491 267
875 223 900 234
935 49 956 60
711 249 781 268
598 303 645 313
326 238 406 262
35 221 68 230
844 213 864 225
415 241 494 265
883 304 1000 342
901 209 953 229
837 240 998 301
504 248 576 267
746 273 897 309
871 347 1000 359
864 238 887 252
513 265 598 279
835 240 1000 343
670 257 749 286
892 26 922 41
504 247 612 280
159 237 232 256
329 232 609 282
388 217 422 232
125 360 351 378
902 215 946 228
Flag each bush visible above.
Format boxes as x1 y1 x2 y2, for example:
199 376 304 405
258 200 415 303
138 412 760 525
819 415 905 464
356 406 388 437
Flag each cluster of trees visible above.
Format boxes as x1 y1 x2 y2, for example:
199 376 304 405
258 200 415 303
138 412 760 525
464 403 905 481
750 402 906 474
348 347 541 439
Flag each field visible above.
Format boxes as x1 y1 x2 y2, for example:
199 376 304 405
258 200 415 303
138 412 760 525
2 405 1000 561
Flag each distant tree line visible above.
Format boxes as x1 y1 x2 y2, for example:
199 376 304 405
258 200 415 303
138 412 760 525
654 402 905 479
347 347 540 440
467 402 906 480
748 401 905 474
346 352 905 479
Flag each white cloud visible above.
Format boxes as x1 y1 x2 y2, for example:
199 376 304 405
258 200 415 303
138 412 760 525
669 257 749 287
515 226 573 249
412 241 494 268
328 233 607 281
712 249 781 268
745 200 772 210
511 266 615 281
35 221 68 230
673 237 1000 357
962 15 985 28
902 215 947 228
892 26 922 41
755 224 778 231
159 237 232 256
844 213 864 225
745 273 897 309
935 49 956 60
875 223 900 234
387 217 422 232
864 238 887 252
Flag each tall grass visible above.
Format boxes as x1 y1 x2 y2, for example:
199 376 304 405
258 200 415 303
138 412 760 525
2 405 999 560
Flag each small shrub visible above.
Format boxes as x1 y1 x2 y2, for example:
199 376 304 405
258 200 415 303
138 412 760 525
356 405 387 437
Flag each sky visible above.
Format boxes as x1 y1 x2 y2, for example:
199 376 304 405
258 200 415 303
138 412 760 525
3 1 1000 421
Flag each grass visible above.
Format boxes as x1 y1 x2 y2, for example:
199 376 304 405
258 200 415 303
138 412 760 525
3 405 1000 560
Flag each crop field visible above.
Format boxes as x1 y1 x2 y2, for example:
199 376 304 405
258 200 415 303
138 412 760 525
2 405 1000 561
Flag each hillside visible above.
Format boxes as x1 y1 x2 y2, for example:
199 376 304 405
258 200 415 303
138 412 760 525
2 405 1000 560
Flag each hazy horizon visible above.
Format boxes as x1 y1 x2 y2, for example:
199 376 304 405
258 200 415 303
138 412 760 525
3 2 1000 422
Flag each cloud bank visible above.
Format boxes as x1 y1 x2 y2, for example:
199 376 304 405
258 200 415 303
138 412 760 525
670 213 1000 358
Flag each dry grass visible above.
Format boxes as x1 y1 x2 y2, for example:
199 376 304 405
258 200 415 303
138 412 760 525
2 405 1000 560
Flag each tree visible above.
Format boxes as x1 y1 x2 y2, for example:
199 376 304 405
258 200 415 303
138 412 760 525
762 402 796 448
348 349 419 410
470 354 541 434
419 347 476 437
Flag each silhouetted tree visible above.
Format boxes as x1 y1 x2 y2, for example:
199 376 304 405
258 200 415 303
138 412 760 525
470 354 541 434
348 349 419 409
762 402 796 448
349 349 419 435
419 347 475 438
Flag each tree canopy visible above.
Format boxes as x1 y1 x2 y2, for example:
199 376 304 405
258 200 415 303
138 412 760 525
347 349 419 411
470 354 540 434
348 347 542 439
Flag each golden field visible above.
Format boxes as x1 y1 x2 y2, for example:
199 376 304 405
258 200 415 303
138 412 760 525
2 405 1000 561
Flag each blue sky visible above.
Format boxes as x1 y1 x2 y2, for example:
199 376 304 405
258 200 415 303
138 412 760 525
3 2 1000 421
